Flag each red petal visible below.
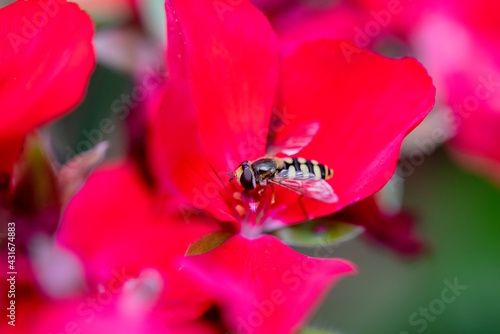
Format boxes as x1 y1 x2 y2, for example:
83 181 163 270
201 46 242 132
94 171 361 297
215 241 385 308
409 12 500 185
165 0 279 172
58 161 217 323
0 0 95 139
148 81 239 228
269 40 435 225
182 234 355 333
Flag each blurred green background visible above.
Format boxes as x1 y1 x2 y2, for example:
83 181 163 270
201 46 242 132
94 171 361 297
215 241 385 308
47 65 132 164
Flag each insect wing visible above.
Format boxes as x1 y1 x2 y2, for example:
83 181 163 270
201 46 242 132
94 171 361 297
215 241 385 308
266 121 320 157
270 169 338 203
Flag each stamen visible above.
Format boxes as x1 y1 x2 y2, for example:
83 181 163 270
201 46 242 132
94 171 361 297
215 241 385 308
235 204 246 217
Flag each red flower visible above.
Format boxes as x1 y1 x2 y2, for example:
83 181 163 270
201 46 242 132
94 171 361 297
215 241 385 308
3 260 222 334
353 0 500 39
151 0 435 231
0 0 95 177
145 0 434 332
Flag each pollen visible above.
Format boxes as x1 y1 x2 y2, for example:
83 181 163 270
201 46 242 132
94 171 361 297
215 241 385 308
235 204 246 217
233 192 242 201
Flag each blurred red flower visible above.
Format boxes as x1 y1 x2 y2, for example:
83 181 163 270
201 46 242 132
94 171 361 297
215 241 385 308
405 1 500 184
57 162 218 324
0 1 96 270
0 2 96 331
0 160 225 333
349 0 500 184
0 0 95 178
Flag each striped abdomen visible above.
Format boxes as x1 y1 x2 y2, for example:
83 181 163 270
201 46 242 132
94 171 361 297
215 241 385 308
281 157 333 180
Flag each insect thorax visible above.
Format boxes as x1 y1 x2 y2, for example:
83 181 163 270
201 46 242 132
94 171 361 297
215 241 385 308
251 158 278 181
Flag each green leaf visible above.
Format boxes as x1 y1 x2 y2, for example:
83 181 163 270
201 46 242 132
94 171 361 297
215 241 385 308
272 220 363 249
185 231 233 256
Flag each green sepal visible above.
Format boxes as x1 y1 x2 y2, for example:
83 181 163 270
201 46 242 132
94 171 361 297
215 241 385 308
272 219 363 249
185 230 233 256
12 134 60 213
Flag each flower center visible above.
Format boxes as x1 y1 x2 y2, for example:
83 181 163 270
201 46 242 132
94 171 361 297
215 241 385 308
229 185 278 238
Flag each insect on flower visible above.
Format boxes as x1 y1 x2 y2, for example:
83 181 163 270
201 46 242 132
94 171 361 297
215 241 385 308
228 122 338 204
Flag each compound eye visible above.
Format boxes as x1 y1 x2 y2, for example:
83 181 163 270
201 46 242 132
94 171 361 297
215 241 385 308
240 167 255 190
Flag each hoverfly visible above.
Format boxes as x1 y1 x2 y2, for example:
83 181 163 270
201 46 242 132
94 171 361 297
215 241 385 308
228 122 338 204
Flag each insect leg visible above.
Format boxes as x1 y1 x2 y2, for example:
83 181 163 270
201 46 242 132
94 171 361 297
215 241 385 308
271 184 276 204
298 195 310 220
